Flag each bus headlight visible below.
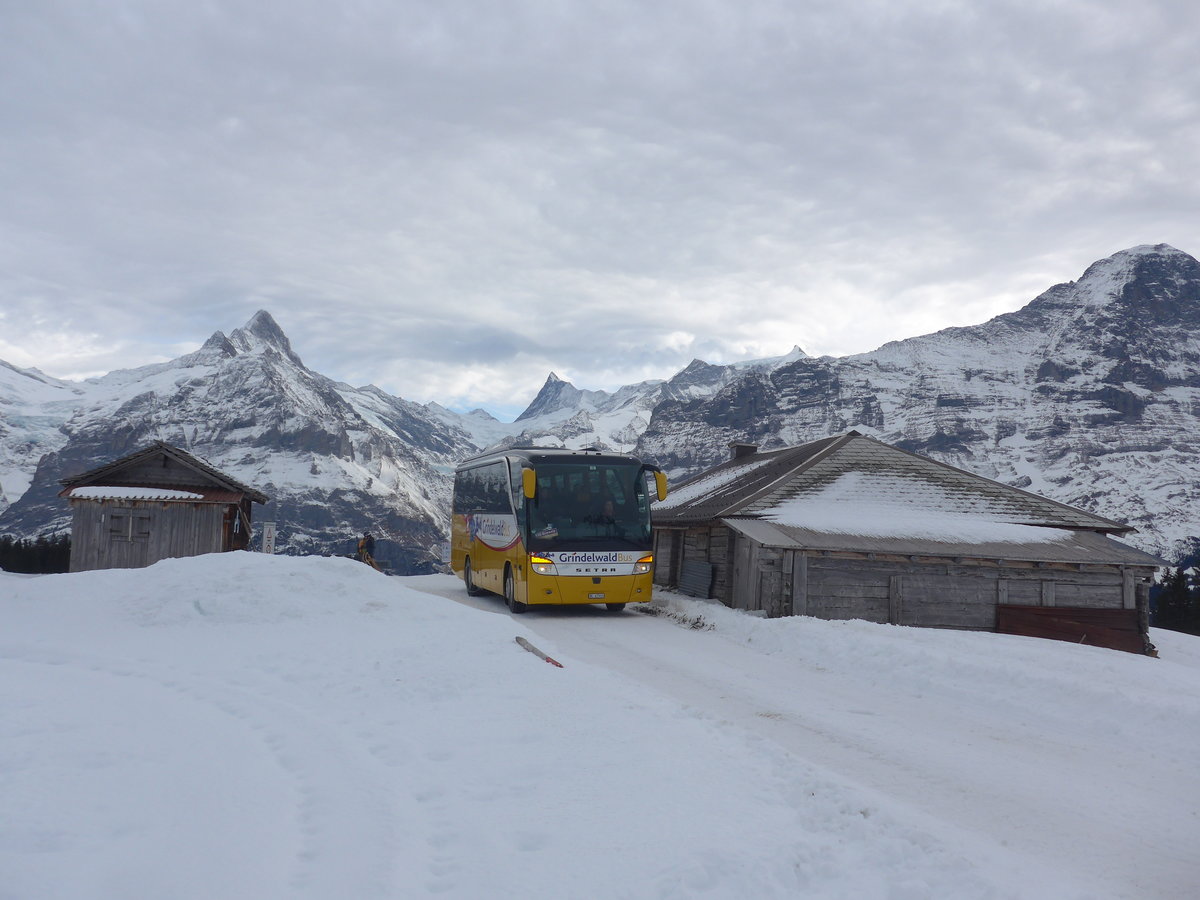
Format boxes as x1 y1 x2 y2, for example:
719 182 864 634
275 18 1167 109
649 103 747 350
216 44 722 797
634 555 653 575
531 555 558 576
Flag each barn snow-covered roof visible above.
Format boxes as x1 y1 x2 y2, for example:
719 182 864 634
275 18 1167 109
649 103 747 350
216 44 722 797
653 435 844 523
653 431 1132 535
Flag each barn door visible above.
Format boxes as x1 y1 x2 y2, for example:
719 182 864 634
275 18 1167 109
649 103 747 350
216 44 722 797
731 535 757 611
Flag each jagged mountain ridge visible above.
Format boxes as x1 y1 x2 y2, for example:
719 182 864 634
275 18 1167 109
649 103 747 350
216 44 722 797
0 311 481 570
635 244 1200 560
498 345 810 452
1 245 1197 565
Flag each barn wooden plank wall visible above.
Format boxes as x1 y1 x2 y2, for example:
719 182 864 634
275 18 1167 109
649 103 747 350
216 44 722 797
658 524 1153 645
782 551 1134 630
654 525 732 597
996 605 1144 654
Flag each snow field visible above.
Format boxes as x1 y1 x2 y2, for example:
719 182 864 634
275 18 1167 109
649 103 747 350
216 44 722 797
3 553 1198 899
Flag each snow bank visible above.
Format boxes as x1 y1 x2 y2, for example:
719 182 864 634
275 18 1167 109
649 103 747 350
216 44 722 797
0 555 987 899
3 555 1198 899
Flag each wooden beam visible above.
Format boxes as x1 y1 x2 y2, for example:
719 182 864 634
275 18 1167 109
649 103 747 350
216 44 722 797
888 575 903 625
792 552 808 616
1041 581 1056 607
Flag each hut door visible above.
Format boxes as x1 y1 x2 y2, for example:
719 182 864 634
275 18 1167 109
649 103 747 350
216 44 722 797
732 535 757 611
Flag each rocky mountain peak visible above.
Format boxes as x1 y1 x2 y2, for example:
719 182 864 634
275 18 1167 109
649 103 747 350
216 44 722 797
198 330 238 358
781 345 809 362
1032 244 1200 341
1063 244 1196 312
227 310 304 365
516 372 587 422
971 245 1200 352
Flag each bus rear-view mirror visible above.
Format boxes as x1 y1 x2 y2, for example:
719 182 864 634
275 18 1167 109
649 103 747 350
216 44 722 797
522 468 537 500
654 470 668 502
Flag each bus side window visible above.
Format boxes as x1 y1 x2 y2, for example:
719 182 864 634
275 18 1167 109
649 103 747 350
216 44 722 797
637 472 653 514
509 463 524 512
453 469 474 513
483 462 510 513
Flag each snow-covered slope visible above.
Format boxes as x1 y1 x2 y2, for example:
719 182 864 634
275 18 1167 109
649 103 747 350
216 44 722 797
3 553 1197 898
0 361 84 506
499 346 811 452
0 312 478 567
637 244 1200 559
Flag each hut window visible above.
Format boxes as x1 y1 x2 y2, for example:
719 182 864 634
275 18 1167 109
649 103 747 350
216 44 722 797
109 508 152 543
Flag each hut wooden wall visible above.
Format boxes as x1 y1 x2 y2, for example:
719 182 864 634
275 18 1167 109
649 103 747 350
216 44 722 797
69 500 227 572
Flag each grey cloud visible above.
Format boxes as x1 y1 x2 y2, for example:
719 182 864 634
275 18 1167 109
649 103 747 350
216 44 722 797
1 1 1197 416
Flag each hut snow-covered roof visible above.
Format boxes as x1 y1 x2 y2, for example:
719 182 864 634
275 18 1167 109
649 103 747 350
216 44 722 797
60 441 268 505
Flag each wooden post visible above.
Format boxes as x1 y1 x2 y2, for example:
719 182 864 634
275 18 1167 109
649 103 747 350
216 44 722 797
1121 567 1136 610
1041 581 1056 607
888 575 903 625
782 551 794 617
792 552 808 616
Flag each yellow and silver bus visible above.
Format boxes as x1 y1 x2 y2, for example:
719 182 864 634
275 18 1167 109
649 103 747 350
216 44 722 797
451 447 668 612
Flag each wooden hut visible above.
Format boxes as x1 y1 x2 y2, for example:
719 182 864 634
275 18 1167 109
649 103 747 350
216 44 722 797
652 431 1164 653
59 441 269 573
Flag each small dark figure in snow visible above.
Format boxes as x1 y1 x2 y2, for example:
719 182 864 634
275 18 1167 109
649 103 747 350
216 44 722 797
357 532 376 564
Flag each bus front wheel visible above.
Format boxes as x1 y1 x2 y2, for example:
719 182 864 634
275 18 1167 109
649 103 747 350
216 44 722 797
464 558 482 596
505 568 527 614
606 603 626 612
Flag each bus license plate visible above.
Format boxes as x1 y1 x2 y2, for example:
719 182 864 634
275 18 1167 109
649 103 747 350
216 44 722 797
588 592 605 599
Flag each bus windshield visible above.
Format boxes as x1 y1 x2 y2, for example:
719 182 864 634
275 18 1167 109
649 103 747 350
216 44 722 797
526 462 652 550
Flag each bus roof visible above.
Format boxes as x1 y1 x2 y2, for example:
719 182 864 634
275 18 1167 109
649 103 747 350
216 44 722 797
455 446 649 471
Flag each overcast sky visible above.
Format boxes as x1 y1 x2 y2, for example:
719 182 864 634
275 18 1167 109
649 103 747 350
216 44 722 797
1 0 1197 420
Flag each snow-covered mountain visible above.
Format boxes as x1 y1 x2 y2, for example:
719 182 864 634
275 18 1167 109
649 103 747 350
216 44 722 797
636 244 1200 561
0 312 480 569
2 244 1198 565
496 346 810 452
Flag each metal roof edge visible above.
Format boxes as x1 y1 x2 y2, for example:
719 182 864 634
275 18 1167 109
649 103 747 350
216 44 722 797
719 517 1165 568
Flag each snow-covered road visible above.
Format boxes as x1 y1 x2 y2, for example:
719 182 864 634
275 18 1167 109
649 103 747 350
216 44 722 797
415 573 1200 900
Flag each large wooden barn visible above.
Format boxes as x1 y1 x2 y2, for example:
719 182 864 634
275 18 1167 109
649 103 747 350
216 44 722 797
60 442 268 573
652 432 1163 653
